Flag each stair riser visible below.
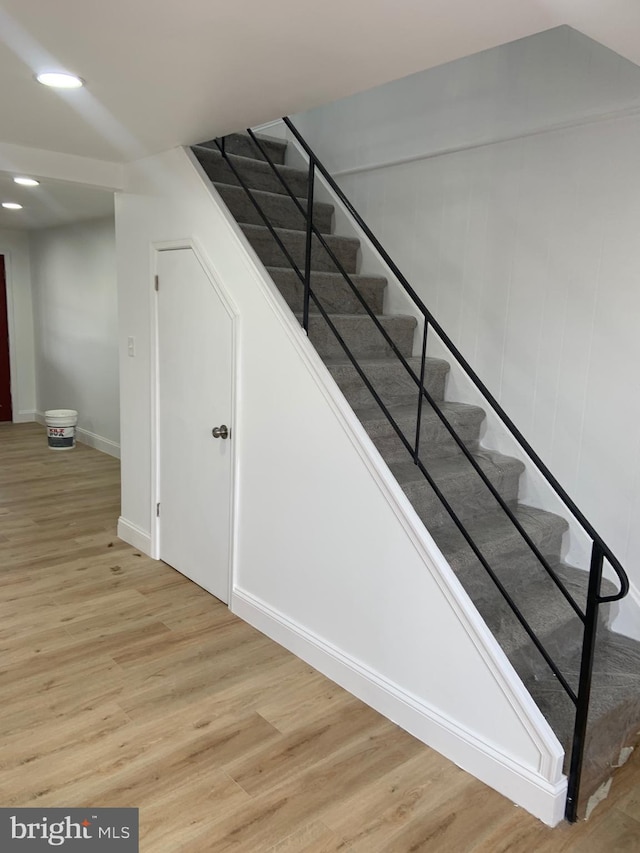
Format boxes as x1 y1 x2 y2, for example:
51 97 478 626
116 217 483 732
204 133 287 164
194 149 309 197
508 607 612 680
460 553 598 661
403 466 522 529
270 269 385 316
525 648 640 816
216 184 333 233
305 315 416 360
478 597 586 663
519 628 640 818
328 358 448 407
575 706 640 819
361 408 485 462
244 227 359 273
435 520 567 578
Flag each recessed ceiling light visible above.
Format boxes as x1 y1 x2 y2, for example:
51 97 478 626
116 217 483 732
36 72 84 89
2 202 23 210
13 177 40 187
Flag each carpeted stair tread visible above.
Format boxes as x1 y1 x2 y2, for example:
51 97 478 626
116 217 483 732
193 147 309 197
431 504 569 576
463 554 616 662
497 568 618 694
267 267 386 315
198 132 287 164
241 223 360 273
390 450 524 528
214 183 334 233
297 313 417 360
354 400 485 460
325 355 449 406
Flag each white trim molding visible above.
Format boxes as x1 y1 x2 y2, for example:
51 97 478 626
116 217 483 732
232 587 567 827
117 517 152 555
76 427 121 458
13 410 36 423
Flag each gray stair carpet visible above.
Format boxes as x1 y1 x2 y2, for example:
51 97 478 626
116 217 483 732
193 132 640 818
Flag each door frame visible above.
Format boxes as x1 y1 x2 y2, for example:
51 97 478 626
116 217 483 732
0 252 17 422
150 238 240 605
0 255 13 421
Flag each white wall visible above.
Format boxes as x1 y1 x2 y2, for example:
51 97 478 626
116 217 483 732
115 145 567 825
29 217 120 456
0 227 36 421
292 26 640 635
293 27 640 175
0 142 124 191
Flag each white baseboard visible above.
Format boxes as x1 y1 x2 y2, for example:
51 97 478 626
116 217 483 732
13 410 36 423
232 587 567 827
117 517 152 555
76 427 120 458
34 411 120 458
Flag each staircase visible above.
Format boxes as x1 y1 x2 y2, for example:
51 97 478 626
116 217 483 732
192 131 640 820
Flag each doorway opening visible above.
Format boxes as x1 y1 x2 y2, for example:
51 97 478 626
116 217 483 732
0 255 13 422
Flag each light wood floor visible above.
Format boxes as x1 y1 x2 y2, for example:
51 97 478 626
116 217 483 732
1 422 638 851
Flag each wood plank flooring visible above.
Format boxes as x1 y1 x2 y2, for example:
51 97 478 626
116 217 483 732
1 422 638 851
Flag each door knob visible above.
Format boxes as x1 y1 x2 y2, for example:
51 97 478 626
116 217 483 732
212 424 229 439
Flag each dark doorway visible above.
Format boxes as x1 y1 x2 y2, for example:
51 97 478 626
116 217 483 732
0 255 13 421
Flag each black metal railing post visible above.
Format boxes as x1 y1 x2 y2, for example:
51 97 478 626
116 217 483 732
303 159 315 333
565 541 604 822
414 319 428 462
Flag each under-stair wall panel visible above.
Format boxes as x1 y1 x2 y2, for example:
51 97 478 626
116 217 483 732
115 146 566 825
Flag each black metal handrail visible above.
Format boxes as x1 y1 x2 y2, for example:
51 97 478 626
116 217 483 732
282 118 628 601
210 123 630 822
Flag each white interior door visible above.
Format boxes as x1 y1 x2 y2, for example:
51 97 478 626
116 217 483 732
157 247 234 602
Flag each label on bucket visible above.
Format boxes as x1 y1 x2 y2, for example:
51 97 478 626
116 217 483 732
48 426 75 448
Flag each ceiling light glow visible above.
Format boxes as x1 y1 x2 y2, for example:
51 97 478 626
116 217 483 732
13 177 40 187
2 202 23 210
36 72 84 89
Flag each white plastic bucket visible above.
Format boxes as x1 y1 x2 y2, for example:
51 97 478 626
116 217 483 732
45 409 78 451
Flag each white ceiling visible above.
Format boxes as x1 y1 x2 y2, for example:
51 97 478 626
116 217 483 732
0 0 638 229
0 174 113 230
0 0 560 162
